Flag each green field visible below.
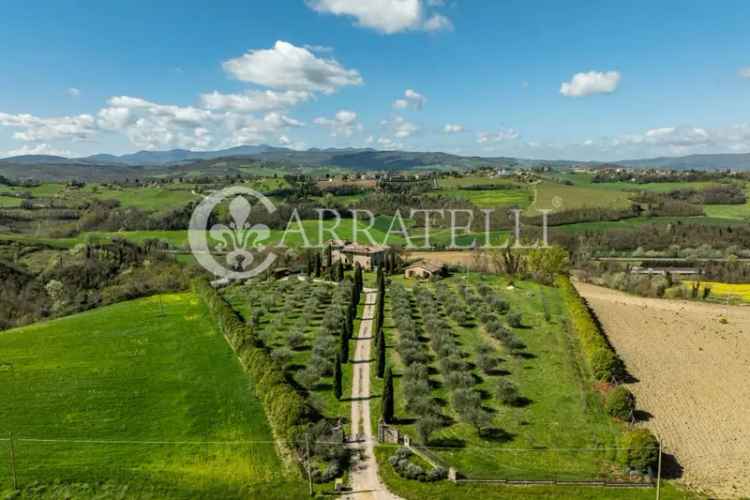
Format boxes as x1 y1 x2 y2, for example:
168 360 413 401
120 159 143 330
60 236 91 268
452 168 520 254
552 172 724 193
0 293 304 499
381 274 621 480
375 447 701 500
528 181 631 215
80 185 199 213
549 215 746 235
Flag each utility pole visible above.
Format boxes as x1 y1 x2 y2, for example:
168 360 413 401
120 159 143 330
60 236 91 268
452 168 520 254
655 438 662 500
305 433 313 497
9 432 17 490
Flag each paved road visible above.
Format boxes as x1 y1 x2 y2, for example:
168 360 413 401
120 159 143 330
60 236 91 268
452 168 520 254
343 289 401 500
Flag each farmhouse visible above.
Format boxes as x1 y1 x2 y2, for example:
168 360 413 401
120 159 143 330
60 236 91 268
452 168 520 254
404 261 444 279
328 240 389 271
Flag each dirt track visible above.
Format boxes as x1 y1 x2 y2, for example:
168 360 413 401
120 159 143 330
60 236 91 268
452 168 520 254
575 282 750 498
344 289 401 500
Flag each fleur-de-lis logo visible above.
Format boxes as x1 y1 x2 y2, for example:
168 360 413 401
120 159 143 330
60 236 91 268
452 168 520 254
209 196 270 270
189 186 277 279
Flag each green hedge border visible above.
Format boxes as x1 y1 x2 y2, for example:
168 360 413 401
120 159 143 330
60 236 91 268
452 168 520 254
556 274 624 382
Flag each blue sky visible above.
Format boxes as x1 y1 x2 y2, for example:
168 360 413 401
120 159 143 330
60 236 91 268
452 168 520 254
1 0 749 160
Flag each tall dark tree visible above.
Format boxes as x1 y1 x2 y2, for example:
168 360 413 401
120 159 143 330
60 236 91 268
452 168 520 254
382 366 394 423
314 253 321 278
340 326 349 363
305 252 312 275
354 263 363 303
325 244 333 268
334 355 343 400
376 327 386 378
335 260 344 282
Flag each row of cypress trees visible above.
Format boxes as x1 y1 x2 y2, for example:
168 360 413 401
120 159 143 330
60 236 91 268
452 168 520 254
372 265 395 423
334 264 364 400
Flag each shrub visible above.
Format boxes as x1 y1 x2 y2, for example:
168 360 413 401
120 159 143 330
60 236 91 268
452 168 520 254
416 414 442 445
388 448 445 482
507 312 523 328
620 429 659 472
270 347 292 368
495 379 522 406
556 275 625 382
605 386 636 420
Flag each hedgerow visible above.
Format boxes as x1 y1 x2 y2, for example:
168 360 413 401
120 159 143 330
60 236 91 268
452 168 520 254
555 275 624 382
192 278 310 444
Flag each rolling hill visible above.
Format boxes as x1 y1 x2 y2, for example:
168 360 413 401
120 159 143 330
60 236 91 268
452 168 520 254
3 145 750 182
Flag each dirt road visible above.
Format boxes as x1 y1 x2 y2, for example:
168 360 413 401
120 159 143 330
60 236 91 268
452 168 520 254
344 289 401 500
576 282 750 498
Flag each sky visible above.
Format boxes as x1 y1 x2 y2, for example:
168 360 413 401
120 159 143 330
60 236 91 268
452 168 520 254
1 0 750 161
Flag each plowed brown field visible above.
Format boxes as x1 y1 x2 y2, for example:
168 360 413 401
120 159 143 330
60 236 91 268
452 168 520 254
576 282 750 498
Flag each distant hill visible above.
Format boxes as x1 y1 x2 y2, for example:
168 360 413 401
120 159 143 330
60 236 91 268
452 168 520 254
0 146 530 181
4 145 750 182
615 152 750 170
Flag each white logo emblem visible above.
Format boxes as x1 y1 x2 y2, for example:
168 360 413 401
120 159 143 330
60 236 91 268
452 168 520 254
189 186 277 279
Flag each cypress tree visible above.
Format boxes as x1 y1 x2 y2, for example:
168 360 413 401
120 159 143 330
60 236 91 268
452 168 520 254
325 244 332 268
334 356 343 400
340 327 349 363
382 366 394 423
376 327 386 378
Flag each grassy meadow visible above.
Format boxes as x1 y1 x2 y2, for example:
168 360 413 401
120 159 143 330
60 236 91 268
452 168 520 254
0 293 304 499
527 181 631 215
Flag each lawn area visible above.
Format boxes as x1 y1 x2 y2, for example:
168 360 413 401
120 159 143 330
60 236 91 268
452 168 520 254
0 195 22 207
552 172 723 193
549 215 744 235
81 185 199 213
375 447 702 500
381 274 622 481
0 293 304 499
703 186 750 219
528 181 631 215
440 187 532 209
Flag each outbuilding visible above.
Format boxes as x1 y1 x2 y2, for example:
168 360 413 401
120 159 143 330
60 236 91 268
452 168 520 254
404 261 444 280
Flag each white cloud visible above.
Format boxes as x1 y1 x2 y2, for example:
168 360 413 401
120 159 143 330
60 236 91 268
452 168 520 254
392 99 409 110
0 112 96 142
579 123 750 158
422 13 452 32
383 115 418 138
393 89 426 110
443 123 463 133
739 67 750 79
222 40 362 94
200 90 312 113
404 88 426 109
303 44 334 54
307 0 452 34
66 87 81 98
95 95 304 150
560 70 620 97
376 136 403 149
314 109 362 137
1 143 74 158
477 128 519 144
